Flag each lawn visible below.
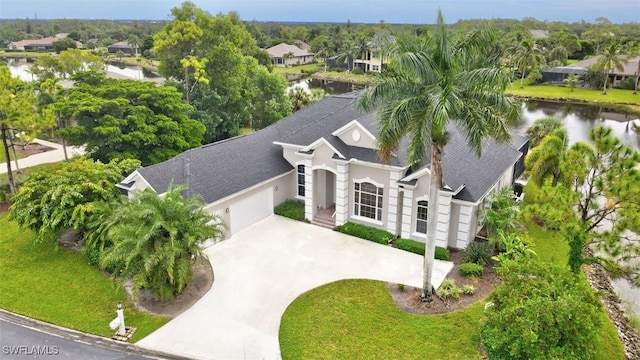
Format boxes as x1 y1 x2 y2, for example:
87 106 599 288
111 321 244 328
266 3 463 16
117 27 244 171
280 279 485 360
507 84 640 110
272 63 323 75
0 215 168 342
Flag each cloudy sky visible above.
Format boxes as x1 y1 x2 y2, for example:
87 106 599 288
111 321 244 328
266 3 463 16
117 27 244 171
1 0 638 23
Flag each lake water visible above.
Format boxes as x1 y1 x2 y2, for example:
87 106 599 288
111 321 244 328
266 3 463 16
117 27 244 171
4 57 161 82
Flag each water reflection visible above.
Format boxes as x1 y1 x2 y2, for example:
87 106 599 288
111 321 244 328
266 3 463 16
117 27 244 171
287 78 365 95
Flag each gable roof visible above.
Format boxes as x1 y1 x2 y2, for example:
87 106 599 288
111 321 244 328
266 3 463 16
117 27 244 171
107 41 134 49
131 92 524 205
266 43 313 58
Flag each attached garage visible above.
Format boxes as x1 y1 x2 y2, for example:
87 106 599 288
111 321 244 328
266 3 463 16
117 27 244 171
229 187 274 234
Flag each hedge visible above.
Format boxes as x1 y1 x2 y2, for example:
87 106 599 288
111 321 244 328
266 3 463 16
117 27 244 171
335 222 394 245
395 238 450 261
274 199 305 221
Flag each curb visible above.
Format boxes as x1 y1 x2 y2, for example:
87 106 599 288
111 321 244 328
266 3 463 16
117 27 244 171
0 309 191 360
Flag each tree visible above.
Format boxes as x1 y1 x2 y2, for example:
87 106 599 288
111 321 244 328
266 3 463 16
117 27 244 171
9 158 140 242
56 73 205 165
243 57 291 130
357 11 519 301
100 185 225 300
31 49 104 80
530 126 640 285
563 73 580 91
127 34 140 57
525 128 569 187
594 42 627 94
513 38 546 88
0 66 46 194
282 51 293 67
52 37 77 53
525 116 563 148
115 50 125 61
481 259 602 359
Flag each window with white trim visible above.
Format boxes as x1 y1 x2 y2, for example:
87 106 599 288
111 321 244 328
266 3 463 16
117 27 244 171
416 200 428 234
297 165 305 197
354 182 383 221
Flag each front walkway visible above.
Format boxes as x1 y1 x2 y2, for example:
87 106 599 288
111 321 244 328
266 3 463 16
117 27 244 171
0 139 84 174
137 215 453 360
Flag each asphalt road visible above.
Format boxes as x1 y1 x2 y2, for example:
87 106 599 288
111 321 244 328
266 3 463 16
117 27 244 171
0 319 153 359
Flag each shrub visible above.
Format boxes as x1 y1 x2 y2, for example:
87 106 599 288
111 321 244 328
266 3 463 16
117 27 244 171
437 278 461 301
395 238 450 261
459 262 484 277
274 199 305 221
352 68 364 75
481 259 601 360
460 241 492 266
462 284 476 295
397 283 405 292
335 222 394 245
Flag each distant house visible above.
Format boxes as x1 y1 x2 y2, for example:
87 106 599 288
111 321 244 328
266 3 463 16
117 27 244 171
266 43 314 67
107 41 135 55
353 30 393 73
293 40 311 51
530 30 550 39
542 55 640 86
7 33 81 51
119 92 528 249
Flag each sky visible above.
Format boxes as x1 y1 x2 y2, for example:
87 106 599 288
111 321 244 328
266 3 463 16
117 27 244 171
0 0 638 24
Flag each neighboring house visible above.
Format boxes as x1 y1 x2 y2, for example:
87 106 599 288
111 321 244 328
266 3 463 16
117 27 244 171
542 55 640 85
353 47 383 72
293 40 311 51
107 41 134 55
118 92 528 249
266 43 314 67
7 33 81 51
530 30 550 39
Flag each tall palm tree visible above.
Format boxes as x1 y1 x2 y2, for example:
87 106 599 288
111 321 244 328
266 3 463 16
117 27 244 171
525 128 569 187
358 11 519 301
513 38 546 88
594 42 627 95
128 34 140 57
101 185 225 300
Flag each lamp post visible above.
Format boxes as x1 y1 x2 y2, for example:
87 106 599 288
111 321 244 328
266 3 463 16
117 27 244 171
116 302 126 336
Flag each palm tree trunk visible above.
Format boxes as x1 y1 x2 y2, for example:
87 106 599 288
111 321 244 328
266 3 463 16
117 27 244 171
421 141 442 302
520 70 526 89
602 70 609 95
1 123 16 194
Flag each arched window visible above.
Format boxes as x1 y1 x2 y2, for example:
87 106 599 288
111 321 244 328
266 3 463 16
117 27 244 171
354 182 383 221
416 200 428 234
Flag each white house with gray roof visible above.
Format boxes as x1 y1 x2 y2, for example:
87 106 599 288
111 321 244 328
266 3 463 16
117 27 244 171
118 92 528 249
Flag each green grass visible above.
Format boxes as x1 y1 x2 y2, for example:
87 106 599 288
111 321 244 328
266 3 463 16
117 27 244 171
0 215 168 342
272 63 323 75
280 279 485 360
239 127 255 135
0 148 19 163
506 84 640 109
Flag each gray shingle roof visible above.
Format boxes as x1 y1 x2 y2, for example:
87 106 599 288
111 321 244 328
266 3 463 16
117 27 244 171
133 92 523 205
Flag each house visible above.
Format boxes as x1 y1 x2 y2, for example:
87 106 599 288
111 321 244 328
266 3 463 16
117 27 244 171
7 33 81 51
293 40 311 51
266 43 314 67
107 41 135 55
118 92 528 249
530 30 550 39
542 55 640 86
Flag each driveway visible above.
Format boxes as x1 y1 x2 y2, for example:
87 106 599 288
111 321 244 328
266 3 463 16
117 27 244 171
137 215 454 360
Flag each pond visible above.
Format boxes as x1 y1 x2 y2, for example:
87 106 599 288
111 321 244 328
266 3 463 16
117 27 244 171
3 57 162 82
290 78 640 150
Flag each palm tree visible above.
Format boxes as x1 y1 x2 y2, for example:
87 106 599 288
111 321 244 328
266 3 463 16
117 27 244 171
594 42 627 95
127 34 140 57
358 11 519 301
525 116 563 148
525 128 569 187
513 38 546 88
282 51 294 67
101 185 225 300
563 73 581 92
337 39 357 72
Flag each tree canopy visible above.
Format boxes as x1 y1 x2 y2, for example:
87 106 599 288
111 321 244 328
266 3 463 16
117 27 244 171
9 158 140 242
56 72 205 165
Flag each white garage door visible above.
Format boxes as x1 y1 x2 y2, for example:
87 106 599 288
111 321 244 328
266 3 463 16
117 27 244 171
229 187 274 234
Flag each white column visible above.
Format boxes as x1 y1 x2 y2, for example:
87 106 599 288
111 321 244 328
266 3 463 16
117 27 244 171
456 204 473 249
400 189 414 239
386 170 402 234
335 162 349 226
304 159 314 221
436 192 452 248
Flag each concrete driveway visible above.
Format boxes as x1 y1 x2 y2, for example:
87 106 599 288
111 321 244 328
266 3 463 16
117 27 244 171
137 215 453 360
